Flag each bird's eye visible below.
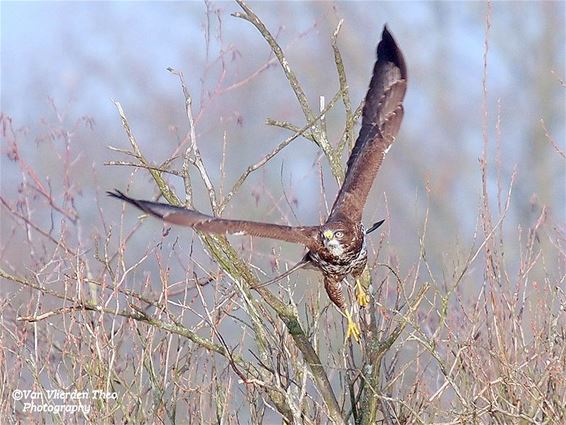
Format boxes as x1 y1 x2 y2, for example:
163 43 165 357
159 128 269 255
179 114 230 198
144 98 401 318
335 231 344 239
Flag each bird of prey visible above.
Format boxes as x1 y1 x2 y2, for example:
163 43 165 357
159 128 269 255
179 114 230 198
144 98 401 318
108 26 407 341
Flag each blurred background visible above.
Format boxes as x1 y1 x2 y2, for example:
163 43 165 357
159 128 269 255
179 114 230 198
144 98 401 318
1 1 564 422
1 0 564 306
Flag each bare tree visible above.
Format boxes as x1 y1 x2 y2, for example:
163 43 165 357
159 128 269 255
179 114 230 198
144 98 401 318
1 1 564 424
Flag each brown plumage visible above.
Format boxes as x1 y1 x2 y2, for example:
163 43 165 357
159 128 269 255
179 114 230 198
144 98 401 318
108 26 407 339
329 27 407 224
107 192 320 250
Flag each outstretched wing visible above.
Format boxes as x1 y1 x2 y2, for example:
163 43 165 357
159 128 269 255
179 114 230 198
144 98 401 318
329 26 407 223
108 190 320 250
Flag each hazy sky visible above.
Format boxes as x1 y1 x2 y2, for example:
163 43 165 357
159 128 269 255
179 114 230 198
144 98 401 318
1 1 564 258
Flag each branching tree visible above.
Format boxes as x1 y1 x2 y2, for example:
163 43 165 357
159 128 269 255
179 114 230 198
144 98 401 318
1 1 563 424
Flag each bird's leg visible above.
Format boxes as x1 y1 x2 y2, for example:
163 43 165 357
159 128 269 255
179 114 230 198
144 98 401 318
353 266 371 308
324 276 361 342
355 278 370 307
341 308 361 342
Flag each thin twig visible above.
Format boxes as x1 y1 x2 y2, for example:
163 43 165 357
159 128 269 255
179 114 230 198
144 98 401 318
220 87 345 212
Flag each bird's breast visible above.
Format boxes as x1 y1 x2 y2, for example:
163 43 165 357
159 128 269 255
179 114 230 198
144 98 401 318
308 234 367 277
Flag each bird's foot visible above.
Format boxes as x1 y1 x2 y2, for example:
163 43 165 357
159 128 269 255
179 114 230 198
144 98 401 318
344 310 361 342
355 279 370 307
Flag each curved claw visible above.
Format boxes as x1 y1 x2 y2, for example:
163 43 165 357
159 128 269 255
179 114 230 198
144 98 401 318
344 310 361 342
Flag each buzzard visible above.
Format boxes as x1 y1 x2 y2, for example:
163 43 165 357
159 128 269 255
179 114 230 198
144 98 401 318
108 26 407 341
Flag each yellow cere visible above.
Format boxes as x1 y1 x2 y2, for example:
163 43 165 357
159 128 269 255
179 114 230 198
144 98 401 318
323 230 334 240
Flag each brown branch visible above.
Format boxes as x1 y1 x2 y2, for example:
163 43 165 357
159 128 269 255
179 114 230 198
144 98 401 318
232 0 344 180
359 283 431 425
0 196 79 259
540 118 566 159
168 67 219 212
331 20 355 155
220 87 345 212
104 160 183 176
111 101 306 423
232 1 315 130
113 101 179 204
0 266 284 407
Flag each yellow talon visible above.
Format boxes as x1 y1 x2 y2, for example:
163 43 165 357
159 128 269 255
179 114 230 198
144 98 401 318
355 279 370 307
344 310 361 342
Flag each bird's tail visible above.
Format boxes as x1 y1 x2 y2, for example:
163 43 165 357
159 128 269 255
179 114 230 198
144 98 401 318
366 219 385 234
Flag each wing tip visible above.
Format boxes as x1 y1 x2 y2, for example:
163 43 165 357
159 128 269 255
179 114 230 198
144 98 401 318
106 189 127 200
107 189 152 216
378 24 407 79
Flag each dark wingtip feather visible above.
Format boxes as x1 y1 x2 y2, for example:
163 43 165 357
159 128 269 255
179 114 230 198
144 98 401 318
107 189 127 200
378 25 407 80
107 189 150 215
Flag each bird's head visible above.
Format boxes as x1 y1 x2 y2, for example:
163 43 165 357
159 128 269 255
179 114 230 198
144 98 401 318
321 228 346 256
